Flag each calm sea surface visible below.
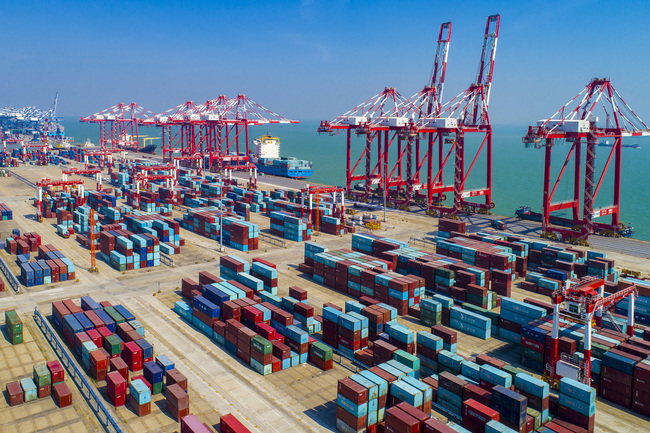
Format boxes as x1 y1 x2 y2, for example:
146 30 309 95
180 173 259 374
62 118 650 241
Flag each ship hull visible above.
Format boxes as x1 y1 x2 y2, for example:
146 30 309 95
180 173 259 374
139 145 157 154
255 164 312 179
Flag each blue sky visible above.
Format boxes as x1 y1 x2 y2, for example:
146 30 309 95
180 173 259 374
2 1 650 124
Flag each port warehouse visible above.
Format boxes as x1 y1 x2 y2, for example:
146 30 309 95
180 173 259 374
1 158 650 433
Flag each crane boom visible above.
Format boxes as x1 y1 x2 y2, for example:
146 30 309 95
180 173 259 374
427 22 452 116
475 15 500 109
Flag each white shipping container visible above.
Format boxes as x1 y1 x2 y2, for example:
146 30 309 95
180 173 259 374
430 117 458 128
379 117 408 127
343 116 368 126
539 119 590 133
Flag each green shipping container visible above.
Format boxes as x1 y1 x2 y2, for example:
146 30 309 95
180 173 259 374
251 336 272 355
466 293 488 309
520 346 544 363
489 291 498 309
527 407 541 430
33 364 51 387
5 310 23 335
435 268 455 279
11 333 23 345
420 316 442 325
152 381 163 395
103 334 123 356
309 341 333 361
104 307 125 324
393 350 420 373
502 365 522 382
420 310 442 320
590 342 609 359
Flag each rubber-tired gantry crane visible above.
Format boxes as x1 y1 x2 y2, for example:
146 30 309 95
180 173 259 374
300 185 346 233
521 78 650 242
35 179 84 222
545 277 637 388
62 168 103 191
129 164 178 206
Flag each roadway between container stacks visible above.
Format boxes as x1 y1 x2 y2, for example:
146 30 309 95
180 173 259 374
126 295 328 433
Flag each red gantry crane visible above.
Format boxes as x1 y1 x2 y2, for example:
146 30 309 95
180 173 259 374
318 87 410 201
80 103 156 151
131 172 176 208
368 21 453 210
320 16 499 216
36 179 84 221
546 277 637 387
62 168 103 191
173 155 203 176
21 143 50 161
143 100 203 162
83 149 123 172
300 185 346 229
522 78 650 242
420 14 500 215
146 94 298 180
216 94 299 175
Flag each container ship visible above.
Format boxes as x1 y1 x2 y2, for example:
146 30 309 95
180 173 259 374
598 140 641 148
250 134 312 179
138 144 157 154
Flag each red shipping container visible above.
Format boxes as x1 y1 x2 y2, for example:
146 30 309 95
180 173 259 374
423 417 458 433
338 377 368 405
86 328 102 348
38 384 51 398
180 414 215 433
220 413 251 433
110 357 129 381
128 394 151 417
385 406 421 433
84 310 105 330
462 399 499 432
255 323 277 341
98 326 113 339
90 349 109 371
166 383 190 414
52 301 71 322
75 331 91 355
294 302 314 318
47 360 65 384
242 306 263 324
53 382 72 408
62 299 82 315
123 341 143 372
289 286 308 301
107 371 127 395
5 381 23 406
431 325 457 345
108 388 126 407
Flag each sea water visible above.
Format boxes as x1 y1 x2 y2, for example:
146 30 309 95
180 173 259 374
62 118 650 240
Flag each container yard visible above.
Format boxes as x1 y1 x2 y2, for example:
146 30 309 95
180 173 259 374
0 151 649 433
4 4 650 433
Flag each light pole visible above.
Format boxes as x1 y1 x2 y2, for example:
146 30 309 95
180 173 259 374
219 172 224 252
383 155 387 223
